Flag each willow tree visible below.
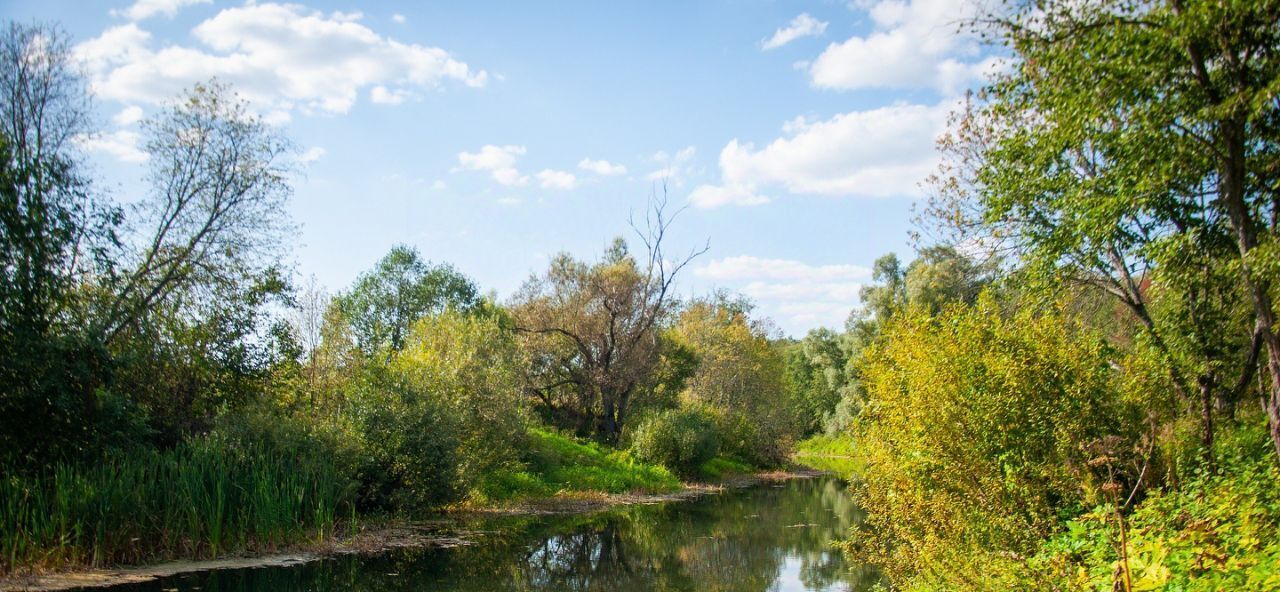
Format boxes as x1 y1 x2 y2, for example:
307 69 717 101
511 195 705 443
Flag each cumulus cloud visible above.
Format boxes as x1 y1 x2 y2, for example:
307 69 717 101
370 85 410 105
75 129 148 163
112 105 144 126
809 0 987 93
112 0 210 21
457 144 528 186
762 13 828 50
77 3 486 119
689 101 951 208
536 169 578 190
392 14 407 24
578 157 627 176
696 256 870 334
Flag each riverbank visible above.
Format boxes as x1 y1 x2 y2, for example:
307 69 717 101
0 469 825 592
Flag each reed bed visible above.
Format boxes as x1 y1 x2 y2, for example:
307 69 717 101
1 441 353 575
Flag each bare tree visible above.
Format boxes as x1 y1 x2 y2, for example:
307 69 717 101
97 81 295 343
511 190 707 443
290 274 330 360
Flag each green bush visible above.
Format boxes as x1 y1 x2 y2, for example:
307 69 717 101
1018 418 1280 592
391 311 528 496
354 372 463 511
846 297 1134 588
629 408 721 477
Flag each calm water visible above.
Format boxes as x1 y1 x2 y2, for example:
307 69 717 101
92 477 879 591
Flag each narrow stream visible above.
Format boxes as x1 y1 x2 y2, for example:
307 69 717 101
91 476 879 591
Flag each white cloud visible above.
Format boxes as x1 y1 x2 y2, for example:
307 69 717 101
647 146 697 185
112 105 144 126
75 129 148 163
77 3 486 118
112 0 210 21
496 196 522 206
762 13 828 50
370 85 409 105
430 179 447 190
392 14 407 24
690 101 950 207
457 144 528 186
536 169 578 190
809 0 984 93
578 157 627 176
299 146 326 164
696 256 870 334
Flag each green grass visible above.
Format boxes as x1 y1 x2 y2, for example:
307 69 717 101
791 434 862 477
793 434 856 456
475 428 680 502
0 439 353 575
698 456 754 480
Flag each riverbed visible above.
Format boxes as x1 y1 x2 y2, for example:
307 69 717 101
71 476 878 591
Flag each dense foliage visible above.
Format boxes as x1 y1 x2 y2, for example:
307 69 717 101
780 0 1280 589
629 407 721 477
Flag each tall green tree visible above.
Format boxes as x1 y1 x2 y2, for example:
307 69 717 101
926 0 1280 459
334 245 480 356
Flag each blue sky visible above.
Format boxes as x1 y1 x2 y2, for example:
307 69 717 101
1 0 993 336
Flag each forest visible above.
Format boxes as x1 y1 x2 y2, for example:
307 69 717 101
3 0 1280 589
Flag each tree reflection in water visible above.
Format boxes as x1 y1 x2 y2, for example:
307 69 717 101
93 477 880 592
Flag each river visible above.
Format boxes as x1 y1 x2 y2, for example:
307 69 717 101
84 476 879 591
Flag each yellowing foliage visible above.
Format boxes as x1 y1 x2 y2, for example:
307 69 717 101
848 296 1131 589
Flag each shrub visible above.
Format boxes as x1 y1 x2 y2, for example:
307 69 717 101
630 408 721 477
392 311 528 494
1021 417 1280 591
353 371 463 510
847 296 1135 588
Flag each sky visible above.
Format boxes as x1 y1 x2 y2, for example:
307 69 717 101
0 0 996 336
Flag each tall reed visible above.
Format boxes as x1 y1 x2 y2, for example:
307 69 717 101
0 440 354 574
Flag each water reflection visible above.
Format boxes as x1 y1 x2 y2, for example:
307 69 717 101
93 477 880 592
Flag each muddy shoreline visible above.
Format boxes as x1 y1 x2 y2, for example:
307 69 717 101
0 470 825 592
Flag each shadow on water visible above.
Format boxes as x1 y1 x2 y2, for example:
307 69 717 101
88 477 881 591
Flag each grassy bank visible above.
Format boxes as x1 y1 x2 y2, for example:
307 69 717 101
791 435 860 477
473 428 682 503
2 427 763 577
1 441 351 575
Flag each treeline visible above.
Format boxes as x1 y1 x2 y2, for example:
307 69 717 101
0 22 817 574
791 0 1280 589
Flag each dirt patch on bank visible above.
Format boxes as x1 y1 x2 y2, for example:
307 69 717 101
0 469 825 592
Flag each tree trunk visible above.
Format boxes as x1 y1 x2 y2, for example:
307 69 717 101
1218 121 1280 461
1198 373 1215 470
